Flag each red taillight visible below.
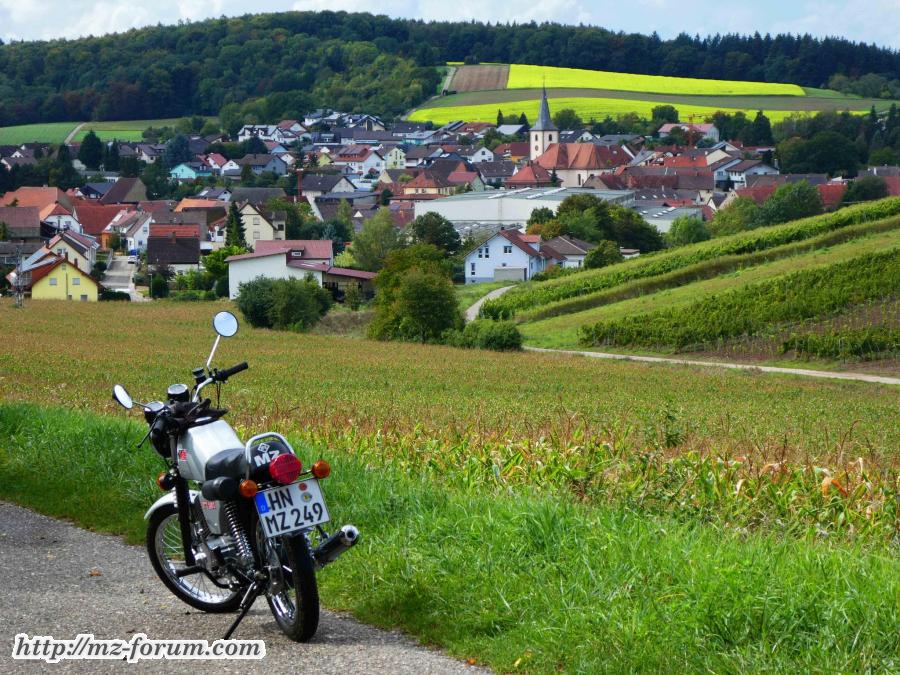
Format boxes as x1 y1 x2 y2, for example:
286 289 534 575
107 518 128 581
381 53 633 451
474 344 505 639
269 453 302 485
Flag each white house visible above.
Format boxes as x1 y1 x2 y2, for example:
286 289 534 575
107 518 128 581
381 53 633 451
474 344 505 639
225 240 333 298
463 229 563 283
543 235 595 269
722 159 779 187
239 203 287 248
460 146 495 164
124 213 153 252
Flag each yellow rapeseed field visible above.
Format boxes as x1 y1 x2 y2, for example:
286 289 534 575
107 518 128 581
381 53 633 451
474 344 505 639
507 64 806 97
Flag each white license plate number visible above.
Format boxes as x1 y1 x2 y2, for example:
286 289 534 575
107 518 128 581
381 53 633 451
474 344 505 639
255 479 330 538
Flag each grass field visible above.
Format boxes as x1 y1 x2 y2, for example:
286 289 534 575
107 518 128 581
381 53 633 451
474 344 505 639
454 281 514 310
520 226 900 349
412 63 894 124
507 64 806 97
0 122 79 145
0 117 216 145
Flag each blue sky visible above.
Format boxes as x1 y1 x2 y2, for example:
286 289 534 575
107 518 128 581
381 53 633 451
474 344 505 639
1 0 898 50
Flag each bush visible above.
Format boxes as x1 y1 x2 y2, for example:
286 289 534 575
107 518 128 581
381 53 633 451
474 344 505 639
667 217 710 247
584 240 623 268
781 327 899 361
169 290 214 301
133 273 146 286
99 289 131 301
531 265 577 281
235 276 331 331
344 284 364 310
150 274 169 299
446 319 523 351
215 276 229 298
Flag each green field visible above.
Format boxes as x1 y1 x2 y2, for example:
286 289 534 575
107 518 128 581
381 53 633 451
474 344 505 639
507 64 806 97
410 63 895 124
454 280 514 311
0 122 79 145
0 117 216 145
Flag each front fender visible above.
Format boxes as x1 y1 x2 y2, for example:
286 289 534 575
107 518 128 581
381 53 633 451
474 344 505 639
144 489 200 520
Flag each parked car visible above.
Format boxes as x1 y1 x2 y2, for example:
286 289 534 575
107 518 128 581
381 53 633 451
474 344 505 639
128 255 137 264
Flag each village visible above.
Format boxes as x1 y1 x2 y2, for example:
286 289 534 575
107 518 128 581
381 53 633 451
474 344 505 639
2 89 898 303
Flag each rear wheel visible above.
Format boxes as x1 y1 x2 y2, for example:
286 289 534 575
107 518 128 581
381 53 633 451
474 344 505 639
146 503 243 613
256 526 319 641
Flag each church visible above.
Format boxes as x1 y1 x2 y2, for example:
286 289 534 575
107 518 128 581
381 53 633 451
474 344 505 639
530 89 623 188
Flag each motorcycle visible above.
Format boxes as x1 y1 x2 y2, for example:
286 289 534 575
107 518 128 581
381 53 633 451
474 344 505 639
112 310 358 641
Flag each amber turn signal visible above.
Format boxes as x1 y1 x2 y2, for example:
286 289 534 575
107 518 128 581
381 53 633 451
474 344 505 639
157 472 174 490
239 479 259 498
311 460 331 479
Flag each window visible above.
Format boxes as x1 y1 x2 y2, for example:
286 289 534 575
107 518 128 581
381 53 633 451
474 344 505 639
469 262 475 275
72 278 80 286
503 245 512 254
80 294 88 301
484 247 490 259
253 231 261 239
56 248 64 255
49 278 58 286
477 248 482 258
549 134 553 142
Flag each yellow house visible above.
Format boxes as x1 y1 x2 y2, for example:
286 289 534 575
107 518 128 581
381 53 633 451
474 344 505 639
46 231 97 275
31 257 99 301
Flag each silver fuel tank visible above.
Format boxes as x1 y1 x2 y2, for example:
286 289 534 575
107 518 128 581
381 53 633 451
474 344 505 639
177 420 244 482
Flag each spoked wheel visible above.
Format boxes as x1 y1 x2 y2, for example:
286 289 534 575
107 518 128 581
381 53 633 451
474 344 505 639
256 525 320 641
147 503 243 613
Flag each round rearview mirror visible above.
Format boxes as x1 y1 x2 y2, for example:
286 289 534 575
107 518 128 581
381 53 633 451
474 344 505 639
213 311 239 338
112 384 133 410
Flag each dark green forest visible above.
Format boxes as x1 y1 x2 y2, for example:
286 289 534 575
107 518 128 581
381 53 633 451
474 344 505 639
0 10 898 127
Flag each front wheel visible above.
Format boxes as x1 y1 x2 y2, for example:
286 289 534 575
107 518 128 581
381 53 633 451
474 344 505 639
256 527 319 641
146 503 243 613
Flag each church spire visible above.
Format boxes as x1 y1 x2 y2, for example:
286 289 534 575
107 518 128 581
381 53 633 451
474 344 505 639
532 86 556 132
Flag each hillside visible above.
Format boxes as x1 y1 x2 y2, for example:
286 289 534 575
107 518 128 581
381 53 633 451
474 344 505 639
409 63 897 124
1 11 898 128
483 199 900 367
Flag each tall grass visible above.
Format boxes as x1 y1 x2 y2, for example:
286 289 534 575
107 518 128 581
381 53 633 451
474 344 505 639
2 404 898 672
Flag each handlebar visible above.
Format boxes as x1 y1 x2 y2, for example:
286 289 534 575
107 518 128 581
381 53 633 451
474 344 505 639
214 362 248 383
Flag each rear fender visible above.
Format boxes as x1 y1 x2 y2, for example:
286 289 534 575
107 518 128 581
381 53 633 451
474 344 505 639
144 489 200 520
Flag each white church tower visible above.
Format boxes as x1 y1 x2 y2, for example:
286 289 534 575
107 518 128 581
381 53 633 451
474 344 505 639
530 87 557 161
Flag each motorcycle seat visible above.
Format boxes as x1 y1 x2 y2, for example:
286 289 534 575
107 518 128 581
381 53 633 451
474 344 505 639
204 447 248 481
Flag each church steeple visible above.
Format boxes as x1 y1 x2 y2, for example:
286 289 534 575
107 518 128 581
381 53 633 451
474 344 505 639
530 87 557 161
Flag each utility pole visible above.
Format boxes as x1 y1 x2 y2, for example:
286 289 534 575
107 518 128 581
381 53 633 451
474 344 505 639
12 246 26 309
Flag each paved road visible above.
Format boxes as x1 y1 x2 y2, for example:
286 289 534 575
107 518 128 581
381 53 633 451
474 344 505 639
104 256 147 302
525 346 900 385
464 286 514 322
64 123 86 145
0 502 485 674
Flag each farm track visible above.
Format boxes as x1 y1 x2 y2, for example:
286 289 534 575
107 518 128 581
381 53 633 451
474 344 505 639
64 122 85 144
524 346 900 385
0 502 486 675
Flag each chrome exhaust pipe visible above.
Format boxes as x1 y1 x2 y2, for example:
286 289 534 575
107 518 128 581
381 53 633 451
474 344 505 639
312 525 359 568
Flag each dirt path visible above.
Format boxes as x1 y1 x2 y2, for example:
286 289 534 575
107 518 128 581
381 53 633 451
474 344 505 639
0 502 485 674
465 286 514 322
64 122 86 144
524 346 900 386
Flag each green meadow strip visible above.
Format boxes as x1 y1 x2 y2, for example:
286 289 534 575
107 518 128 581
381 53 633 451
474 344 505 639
1 404 898 672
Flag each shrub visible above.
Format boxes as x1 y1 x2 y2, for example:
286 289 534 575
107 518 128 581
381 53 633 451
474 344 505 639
169 290 213 301
150 274 169 299
215 276 229 298
344 284 364 310
583 240 623 269
667 216 710 247
99 289 130 301
532 265 577 281
781 327 899 361
445 320 523 351
235 277 276 327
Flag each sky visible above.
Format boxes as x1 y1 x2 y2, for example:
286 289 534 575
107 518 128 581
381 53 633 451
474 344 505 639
1 0 898 50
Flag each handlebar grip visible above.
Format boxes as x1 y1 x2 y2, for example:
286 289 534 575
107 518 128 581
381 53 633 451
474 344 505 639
216 362 248 382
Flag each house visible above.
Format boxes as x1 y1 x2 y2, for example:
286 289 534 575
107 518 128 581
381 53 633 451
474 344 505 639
79 182 114 200
543 235 595 268
196 187 232 201
45 230 98 273
136 144 166 163
99 177 147 205
230 187 286 206
506 162 555 188
477 160 518 187
29 256 99 301
720 159 778 188
301 174 357 199
170 162 213 181
146 230 201 274
559 130 596 143
382 146 406 170
199 154 230 175
496 124 527 137
124 213 154 253
657 123 720 143
235 154 288 176
239 203 287 248
237 125 279 142
458 146 495 164
0 206 42 243
332 145 385 177
72 202 131 242
225 239 335 298
399 172 455 198
464 229 563 283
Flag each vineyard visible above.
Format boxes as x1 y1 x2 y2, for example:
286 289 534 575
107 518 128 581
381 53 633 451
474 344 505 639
578 249 899 349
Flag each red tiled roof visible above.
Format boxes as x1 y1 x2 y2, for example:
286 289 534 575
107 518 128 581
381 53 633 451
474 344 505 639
150 224 201 238
73 203 131 236
286 262 376 279
818 183 847 209
227 239 333 262
494 142 529 158
174 199 222 212
536 143 627 171
507 162 553 186
30 255 99 288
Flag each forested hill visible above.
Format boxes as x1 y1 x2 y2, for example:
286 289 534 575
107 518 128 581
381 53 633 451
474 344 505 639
1 10 898 127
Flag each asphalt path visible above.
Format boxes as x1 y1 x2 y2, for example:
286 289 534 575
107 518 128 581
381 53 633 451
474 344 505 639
464 286 514 322
0 502 485 674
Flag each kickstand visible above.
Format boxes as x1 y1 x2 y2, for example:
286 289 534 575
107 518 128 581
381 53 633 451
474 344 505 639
223 581 262 640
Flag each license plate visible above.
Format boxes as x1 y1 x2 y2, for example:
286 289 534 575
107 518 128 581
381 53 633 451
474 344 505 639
255 479 330 539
